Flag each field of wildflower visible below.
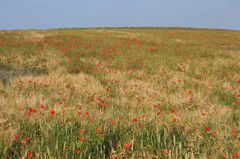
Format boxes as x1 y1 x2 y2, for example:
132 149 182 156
0 28 239 158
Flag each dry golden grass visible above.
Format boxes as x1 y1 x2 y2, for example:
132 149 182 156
0 27 239 158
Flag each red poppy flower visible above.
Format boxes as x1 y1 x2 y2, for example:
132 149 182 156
25 137 31 141
172 118 177 122
162 149 169 155
212 131 217 137
123 143 131 149
79 129 85 134
111 120 116 125
27 151 33 157
26 108 37 117
234 152 240 157
79 137 85 142
98 102 107 107
237 93 240 97
50 110 56 117
234 100 240 105
76 149 81 155
237 79 240 84
171 107 175 114
96 128 101 134
132 118 138 122
85 112 90 116
223 153 227 159
138 122 142 127
29 108 37 113
204 127 210 132
232 128 237 136
15 135 19 139
76 111 82 116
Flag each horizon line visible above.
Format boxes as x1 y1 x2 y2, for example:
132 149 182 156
1 26 240 32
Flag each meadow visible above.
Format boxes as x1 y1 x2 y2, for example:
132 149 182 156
0 27 239 158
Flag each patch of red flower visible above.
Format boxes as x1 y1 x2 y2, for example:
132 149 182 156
76 149 81 155
96 128 101 135
138 122 142 127
79 129 85 134
21 137 31 144
50 109 56 117
234 152 240 157
27 151 33 158
111 120 116 125
233 100 240 105
132 118 138 122
212 131 217 137
204 127 210 132
79 137 85 142
172 118 177 123
232 128 237 136
29 108 37 113
85 112 90 116
98 101 107 108
25 137 31 141
162 149 169 156
237 93 240 97
123 143 131 149
223 153 227 159
26 107 37 117
237 79 240 84
171 107 175 114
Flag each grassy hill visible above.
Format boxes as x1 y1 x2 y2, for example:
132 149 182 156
0 28 240 158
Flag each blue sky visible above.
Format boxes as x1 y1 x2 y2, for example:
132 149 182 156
0 0 240 30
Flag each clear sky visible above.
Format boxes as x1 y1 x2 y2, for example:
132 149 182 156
0 0 240 30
